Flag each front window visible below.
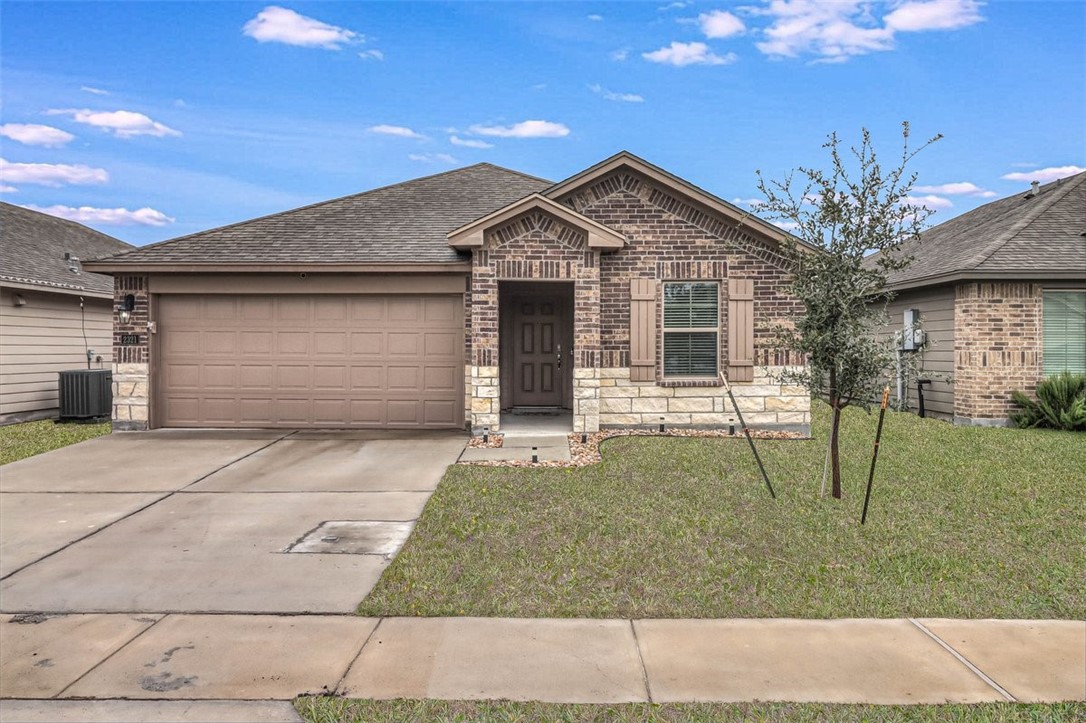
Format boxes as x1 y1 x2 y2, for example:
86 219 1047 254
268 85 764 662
1043 290 1086 375
663 282 719 377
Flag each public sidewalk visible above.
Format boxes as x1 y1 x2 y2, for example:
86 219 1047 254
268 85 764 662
1 615 1083 722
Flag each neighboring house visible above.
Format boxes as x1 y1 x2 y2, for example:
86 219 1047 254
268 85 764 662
878 172 1086 426
84 152 811 434
1 202 134 423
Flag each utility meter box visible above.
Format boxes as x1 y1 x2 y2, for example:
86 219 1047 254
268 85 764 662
902 309 926 352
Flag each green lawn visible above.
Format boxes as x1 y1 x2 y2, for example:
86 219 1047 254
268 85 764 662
0 419 111 465
359 403 1086 619
295 698 1085 723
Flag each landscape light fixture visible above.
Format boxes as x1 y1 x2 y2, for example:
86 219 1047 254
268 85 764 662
119 294 136 324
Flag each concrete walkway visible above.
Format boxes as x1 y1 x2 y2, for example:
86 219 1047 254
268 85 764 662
2 615 1083 721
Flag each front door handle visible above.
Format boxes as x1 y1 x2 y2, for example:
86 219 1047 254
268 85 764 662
556 343 562 370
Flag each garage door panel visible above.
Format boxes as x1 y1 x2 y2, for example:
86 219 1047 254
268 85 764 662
204 365 236 388
239 398 272 423
158 294 462 429
314 332 347 356
241 298 274 321
165 363 200 388
387 366 419 390
313 365 347 391
240 331 274 355
350 366 382 391
388 299 421 322
239 365 274 390
204 332 237 355
424 366 457 392
387 333 419 356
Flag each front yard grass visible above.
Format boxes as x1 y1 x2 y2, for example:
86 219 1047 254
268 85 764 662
295 698 1086 723
0 419 111 465
359 402 1086 619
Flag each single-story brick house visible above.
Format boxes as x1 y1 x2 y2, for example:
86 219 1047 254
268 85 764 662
84 152 812 434
878 171 1085 425
1 202 133 424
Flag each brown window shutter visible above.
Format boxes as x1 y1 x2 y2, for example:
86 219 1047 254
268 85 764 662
727 278 755 382
629 279 657 382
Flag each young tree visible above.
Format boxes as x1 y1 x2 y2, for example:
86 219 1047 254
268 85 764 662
756 122 941 499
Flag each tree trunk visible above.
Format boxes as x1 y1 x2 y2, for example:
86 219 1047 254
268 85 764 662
828 366 843 499
830 404 843 499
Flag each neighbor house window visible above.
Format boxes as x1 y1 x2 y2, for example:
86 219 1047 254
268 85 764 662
663 282 719 377
1043 290 1086 375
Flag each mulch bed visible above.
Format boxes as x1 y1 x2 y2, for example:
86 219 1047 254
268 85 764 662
459 427 807 468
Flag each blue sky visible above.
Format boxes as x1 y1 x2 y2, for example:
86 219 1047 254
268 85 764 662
1 1 1083 246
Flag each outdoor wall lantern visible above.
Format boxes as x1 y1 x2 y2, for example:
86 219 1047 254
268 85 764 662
119 294 136 324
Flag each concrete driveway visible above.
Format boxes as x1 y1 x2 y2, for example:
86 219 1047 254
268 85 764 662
0 429 466 614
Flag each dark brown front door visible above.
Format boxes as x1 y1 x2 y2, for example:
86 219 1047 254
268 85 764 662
511 295 565 407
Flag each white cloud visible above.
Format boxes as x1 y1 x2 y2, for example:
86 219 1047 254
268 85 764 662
408 153 457 164
369 124 425 139
469 120 570 138
0 123 75 148
449 136 494 149
589 84 645 103
1002 165 1086 183
80 86 110 96
884 0 983 32
0 184 17 193
532 83 548 90
358 49 384 61
904 194 953 209
47 109 180 138
643 41 736 66
659 1 689 10
24 204 174 227
587 13 603 21
913 181 997 197
753 0 983 62
243 6 359 49
0 158 109 187
731 197 763 206
610 48 630 61
699 10 746 38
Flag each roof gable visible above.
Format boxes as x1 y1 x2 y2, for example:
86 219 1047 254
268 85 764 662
0 202 133 296
543 151 809 252
447 194 625 251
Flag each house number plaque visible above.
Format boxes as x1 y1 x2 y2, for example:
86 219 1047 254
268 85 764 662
120 334 140 345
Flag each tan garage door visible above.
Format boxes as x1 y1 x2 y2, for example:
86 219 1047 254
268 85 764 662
157 294 463 428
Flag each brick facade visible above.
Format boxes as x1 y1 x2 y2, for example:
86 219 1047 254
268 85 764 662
953 281 1043 425
466 168 809 433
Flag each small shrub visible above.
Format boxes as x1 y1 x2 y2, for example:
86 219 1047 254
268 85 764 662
1011 372 1086 431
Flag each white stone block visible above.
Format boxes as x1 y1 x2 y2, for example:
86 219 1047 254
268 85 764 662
669 397 713 412
767 396 809 411
574 368 598 379
689 413 735 426
744 412 779 425
576 398 600 414
631 397 668 413
600 413 641 426
600 397 632 414
599 368 629 379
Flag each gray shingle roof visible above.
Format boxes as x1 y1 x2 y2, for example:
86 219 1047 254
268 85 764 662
883 172 1086 288
97 163 551 266
0 202 133 295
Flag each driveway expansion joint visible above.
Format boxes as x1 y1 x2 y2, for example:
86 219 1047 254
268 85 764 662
629 619 654 703
908 618 1017 702
52 615 165 700
333 617 384 696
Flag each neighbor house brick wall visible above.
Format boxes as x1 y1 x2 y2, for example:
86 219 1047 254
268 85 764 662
953 281 1043 425
112 274 151 431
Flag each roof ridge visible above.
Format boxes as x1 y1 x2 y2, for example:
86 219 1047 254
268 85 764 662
475 162 553 185
0 201 133 250
100 162 531 260
969 171 1086 270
